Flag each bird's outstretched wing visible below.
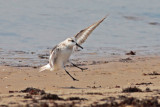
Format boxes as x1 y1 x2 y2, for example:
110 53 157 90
74 16 107 48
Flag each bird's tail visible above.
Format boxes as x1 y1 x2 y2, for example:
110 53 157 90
39 64 51 72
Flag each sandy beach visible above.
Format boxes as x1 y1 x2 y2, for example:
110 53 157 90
0 55 160 106
0 0 160 106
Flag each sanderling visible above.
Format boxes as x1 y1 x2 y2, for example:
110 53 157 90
40 16 107 81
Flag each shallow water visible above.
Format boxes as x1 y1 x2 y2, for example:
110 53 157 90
0 0 160 66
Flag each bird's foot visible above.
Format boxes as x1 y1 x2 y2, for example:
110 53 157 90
73 78 79 81
80 68 88 72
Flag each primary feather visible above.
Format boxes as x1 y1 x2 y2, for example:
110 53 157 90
74 16 106 48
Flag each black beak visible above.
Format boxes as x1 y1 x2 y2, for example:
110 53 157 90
76 43 83 49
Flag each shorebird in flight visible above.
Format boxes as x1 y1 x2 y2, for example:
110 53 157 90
40 16 107 81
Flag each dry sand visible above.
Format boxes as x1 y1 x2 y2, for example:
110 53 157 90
0 55 160 106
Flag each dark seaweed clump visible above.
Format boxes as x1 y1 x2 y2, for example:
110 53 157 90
143 71 160 76
66 97 87 101
21 87 46 95
97 96 160 107
41 93 63 100
21 87 64 100
21 87 87 101
119 97 159 107
125 51 136 55
136 82 153 86
122 87 142 93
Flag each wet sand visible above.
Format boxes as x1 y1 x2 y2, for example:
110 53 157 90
0 55 160 106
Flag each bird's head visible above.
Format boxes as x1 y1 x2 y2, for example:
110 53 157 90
65 38 83 49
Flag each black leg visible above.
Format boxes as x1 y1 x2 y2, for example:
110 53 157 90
64 69 79 81
70 62 88 72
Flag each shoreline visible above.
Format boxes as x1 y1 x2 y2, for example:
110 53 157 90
0 55 160 106
1 46 160 67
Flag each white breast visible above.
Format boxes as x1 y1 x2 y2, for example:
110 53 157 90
54 47 73 70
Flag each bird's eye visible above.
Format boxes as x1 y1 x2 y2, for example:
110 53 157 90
71 40 74 42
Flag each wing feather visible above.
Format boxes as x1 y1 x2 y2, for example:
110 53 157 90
74 16 107 46
50 45 57 54
49 46 59 68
